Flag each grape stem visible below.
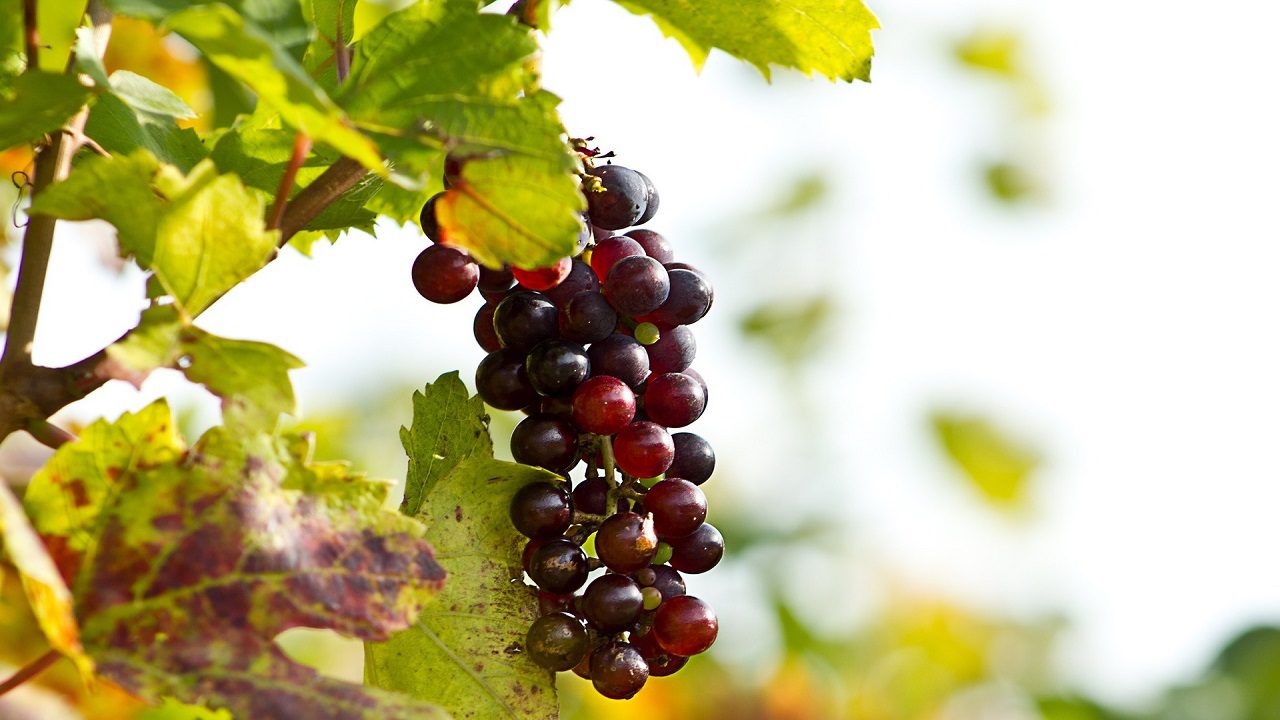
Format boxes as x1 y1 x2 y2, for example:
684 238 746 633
0 649 58 697
24 419 75 449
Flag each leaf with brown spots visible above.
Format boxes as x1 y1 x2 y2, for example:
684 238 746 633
365 378 559 720
23 401 451 719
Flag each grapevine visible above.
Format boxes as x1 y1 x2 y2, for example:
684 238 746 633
411 149 721 699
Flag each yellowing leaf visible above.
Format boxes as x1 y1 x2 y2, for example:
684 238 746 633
930 412 1040 507
23 402 450 719
0 482 92 679
614 0 879 81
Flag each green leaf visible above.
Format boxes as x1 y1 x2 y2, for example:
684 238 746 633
398 372 493 516
739 293 835 365
110 70 197 118
30 151 278 318
338 0 584 267
302 0 358 93
366 374 557 720
0 481 93 679
74 26 110 87
0 0 21 82
0 72 94 150
164 3 383 173
36 0 89 72
24 402 450 719
930 412 1040 508
136 699 233 720
108 0 312 60
84 91 207 172
106 304 303 431
614 0 879 82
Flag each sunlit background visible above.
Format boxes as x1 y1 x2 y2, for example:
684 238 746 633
4 0 1280 717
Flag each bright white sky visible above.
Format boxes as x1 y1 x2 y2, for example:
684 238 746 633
11 0 1280 708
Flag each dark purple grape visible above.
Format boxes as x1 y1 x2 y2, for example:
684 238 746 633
631 629 687 677
411 245 478 303
669 433 714 485
572 476 609 515
476 349 537 410
613 421 674 478
638 564 686 601
473 303 501 353
528 538 589 593
587 334 650 389
509 482 572 539
604 256 670 317
643 269 712 327
545 259 601 308
561 291 618 344
590 235 645 281
595 512 658 573
653 596 717 656
625 229 672 263
633 172 660 226
478 265 516 293
585 165 648 230
646 325 695 373
642 373 707 428
526 612 589 671
571 376 636 435
538 394 574 419
592 225 615 242
511 416 579 473
581 574 644 632
419 192 443 241
513 257 572 291
525 339 590 397
667 522 723 574
537 590 577 616
643 478 707 539
493 291 558 352
590 641 649 699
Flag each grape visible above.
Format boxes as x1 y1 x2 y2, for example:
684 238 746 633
631 630 688 677
476 349 537 410
537 394 574 419
513 257 572 291
571 376 636 435
572 476 609 516
625 229 672 263
537 590 577 616
587 334 650 389
613 421 674 478
411 245 478 304
646 325 695 374
585 165 649 230
526 612 589 672
521 537 547 573
667 522 723 574
510 416 579 473
528 538 589 593
590 641 649 699
592 225 615 242
419 192 443 241
604 256 670 317
595 512 658 573
638 564 686 601
545 259 601 308
642 372 707 428
561 291 618 345
525 339 590 397
641 587 662 611
509 482 572 539
653 596 717 656
581 574 644 632
575 220 592 255
684 367 708 402
668 432 715 485
493 291 558 352
478 265 516 294
633 322 660 346
634 170 660 225
643 269 712 327
643 478 707 539
473 303 501 353
590 236 645 281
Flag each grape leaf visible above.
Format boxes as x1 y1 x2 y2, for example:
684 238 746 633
29 150 278 319
366 374 557 720
107 0 312 61
36 0 89 72
613 0 879 82
930 412 1040 508
0 72 94 150
23 402 451 719
302 0 357 92
85 89 207 172
110 70 197 119
163 4 383 173
337 0 584 268
0 481 93 679
0 0 20 82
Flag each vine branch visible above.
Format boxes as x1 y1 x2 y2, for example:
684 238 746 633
276 157 367 244
0 649 59 697
267 133 312 231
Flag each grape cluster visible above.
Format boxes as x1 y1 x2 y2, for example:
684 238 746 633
411 160 722 700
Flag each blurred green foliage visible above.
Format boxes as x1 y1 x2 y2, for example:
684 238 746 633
930 411 1040 508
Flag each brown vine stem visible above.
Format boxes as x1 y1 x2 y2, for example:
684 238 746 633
24 419 75 449
267 133 312 231
276 157 368 244
0 649 59 697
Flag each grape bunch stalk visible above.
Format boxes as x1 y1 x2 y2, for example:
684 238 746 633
410 153 723 700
